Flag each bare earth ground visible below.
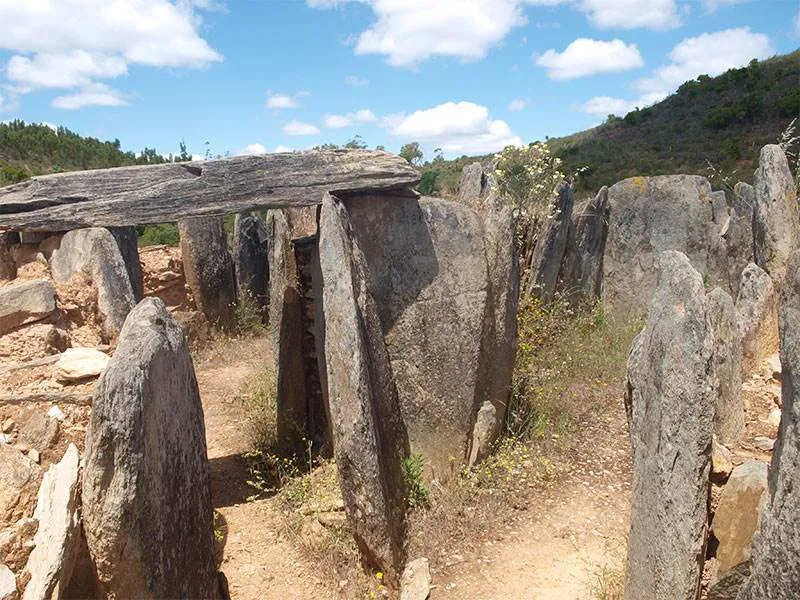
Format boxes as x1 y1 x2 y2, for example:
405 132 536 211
196 333 634 600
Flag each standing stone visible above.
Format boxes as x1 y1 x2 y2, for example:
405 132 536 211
82 298 218 599
707 288 744 445
752 145 799 286
559 186 610 303
266 209 307 452
178 216 236 330
318 193 407 583
21 444 80 600
736 250 800 599
624 251 714 600
528 182 574 303
233 213 269 317
0 281 56 336
0 233 17 281
709 460 768 587
457 161 495 207
735 263 778 375
341 193 490 476
50 228 136 339
470 203 519 466
107 226 144 301
723 183 755 297
604 175 729 317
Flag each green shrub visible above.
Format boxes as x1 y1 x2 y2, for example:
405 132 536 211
137 223 180 247
402 454 430 509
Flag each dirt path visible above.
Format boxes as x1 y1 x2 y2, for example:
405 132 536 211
431 401 633 600
195 334 335 600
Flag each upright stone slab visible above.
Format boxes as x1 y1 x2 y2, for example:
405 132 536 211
470 203 519 466
0 232 17 281
624 251 715 600
49 228 136 339
340 193 490 476
318 193 407 583
266 209 308 452
559 186 610 304
233 213 269 317
528 182 574 303
736 251 800 599
82 298 218 599
723 183 755 297
107 226 144 301
707 288 744 446
457 161 495 207
736 263 778 375
178 216 235 330
752 145 799 286
604 175 729 317
21 444 80 600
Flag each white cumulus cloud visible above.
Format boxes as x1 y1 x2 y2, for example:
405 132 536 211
283 120 321 136
577 0 680 30
0 0 221 108
535 38 644 80
508 98 529 111
636 27 774 95
273 144 294 153
266 92 300 109
701 0 751 13
324 114 352 128
579 92 666 116
239 143 268 156
323 109 378 128
390 101 522 155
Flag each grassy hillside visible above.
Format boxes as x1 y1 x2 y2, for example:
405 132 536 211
422 50 800 196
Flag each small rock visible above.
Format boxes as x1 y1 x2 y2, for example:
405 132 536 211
45 407 64 423
711 437 734 484
19 414 59 453
43 327 70 356
1 422 13 435
766 408 782 428
55 348 111 382
0 280 57 336
753 436 775 451
0 563 16 600
400 558 431 600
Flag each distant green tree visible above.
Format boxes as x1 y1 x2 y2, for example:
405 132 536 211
345 135 368 149
399 142 423 165
418 170 438 194
177 140 192 162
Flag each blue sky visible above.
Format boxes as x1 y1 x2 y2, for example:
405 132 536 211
0 0 798 160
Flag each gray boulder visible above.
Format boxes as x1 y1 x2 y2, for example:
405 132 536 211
752 145 799 286
50 228 136 339
709 460 768 587
736 250 800 599
0 281 56 335
233 213 269 317
736 263 778 375
107 226 144 301
21 444 80 600
178 216 236 330
559 186 610 304
624 251 714 600
707 288 744 445
528 182 574 303
318 193 407 583
82 298 218 599
457 161 495 207
266 209 308 452
0 233 17 281
604 175 729 317
723 183 755 296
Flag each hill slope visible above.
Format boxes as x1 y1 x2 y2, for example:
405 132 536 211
422 50 800 195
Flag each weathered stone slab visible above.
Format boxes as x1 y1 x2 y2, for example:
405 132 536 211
752 145 799 286
179 216 236 330
21 444 80 600
0 446 40 526
266 209 307 451
709 460 768 586
0 281 56 336
736 250 800 599
528 182 574 303
624 251 714 600
341 192 489 476
0 233 16 281
82 298 218 599
457 161 495 207
604 175 729 317
318 193 407 583
707 288 744 445
0 151 420 231
107 226 144 301
723 182 755 297
50 228 135 339
735 263 778 375
233 213 269 317
559 186 610 304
